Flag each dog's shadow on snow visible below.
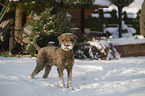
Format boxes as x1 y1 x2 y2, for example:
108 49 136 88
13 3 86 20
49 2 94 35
28 76 59 88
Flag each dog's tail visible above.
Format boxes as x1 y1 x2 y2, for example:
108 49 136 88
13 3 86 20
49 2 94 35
33 35 41 51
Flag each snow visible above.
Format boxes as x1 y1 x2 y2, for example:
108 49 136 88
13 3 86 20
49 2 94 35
104 21 137 39
105 0 143 13
104 13 112 18
88 39 120 60
109 38 145 46
124 0 144 13
126 12 138 18
92 0 143 19
92 4 138 19
94 0 111 7
91 13 99 18
74 39 120 60
0 56 145 96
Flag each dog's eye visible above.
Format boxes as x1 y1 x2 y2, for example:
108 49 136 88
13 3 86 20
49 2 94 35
61 39 64 42
70 39 74 42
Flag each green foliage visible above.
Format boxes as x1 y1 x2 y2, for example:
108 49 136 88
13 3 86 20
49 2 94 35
29 8 71 46
8 0 51 15
6 0 95 15
7 0 94 47
0 0 8 4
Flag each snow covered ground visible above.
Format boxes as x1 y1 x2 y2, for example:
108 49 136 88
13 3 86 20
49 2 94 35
0 56 145 96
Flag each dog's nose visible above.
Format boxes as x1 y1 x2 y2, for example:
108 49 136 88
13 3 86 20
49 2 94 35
64 44 70 46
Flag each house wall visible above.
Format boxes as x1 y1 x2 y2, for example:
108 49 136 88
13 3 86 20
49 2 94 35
69 8 96 29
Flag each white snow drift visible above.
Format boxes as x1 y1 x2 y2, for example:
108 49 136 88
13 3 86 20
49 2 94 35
0 56 145 96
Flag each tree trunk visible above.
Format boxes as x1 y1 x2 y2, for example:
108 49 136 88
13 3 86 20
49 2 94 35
81 8 84 34
9 18 14 55
14 3 23 43
118 6 123 38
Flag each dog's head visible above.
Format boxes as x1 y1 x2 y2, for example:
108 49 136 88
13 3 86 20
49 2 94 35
58 33 78 51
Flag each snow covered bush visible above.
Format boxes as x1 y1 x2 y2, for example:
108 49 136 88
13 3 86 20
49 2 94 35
74 39 120 60
104 21 136 38
29 8 71 47
74 43 106 60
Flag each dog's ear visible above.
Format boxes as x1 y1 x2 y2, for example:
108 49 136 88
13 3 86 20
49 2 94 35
58 35 61 42
58 35 62 45
58 34 65 45
73 34 78 44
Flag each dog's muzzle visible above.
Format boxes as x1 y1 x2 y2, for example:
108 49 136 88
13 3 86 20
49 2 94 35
61 43 74 51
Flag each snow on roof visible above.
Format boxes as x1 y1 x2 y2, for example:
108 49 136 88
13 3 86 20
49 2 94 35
123 0 143 13
92 4 138 19
94 0 111 7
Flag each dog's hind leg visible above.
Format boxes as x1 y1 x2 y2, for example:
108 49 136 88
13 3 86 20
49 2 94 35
57 68 65 88
29 62 45 79
67 68 72 88
43 64 52 78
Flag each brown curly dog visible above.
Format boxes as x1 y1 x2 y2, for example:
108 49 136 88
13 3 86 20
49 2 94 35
29 33 77 88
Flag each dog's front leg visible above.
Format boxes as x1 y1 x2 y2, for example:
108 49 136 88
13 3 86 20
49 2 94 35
57 68 65 88
67 68 72 88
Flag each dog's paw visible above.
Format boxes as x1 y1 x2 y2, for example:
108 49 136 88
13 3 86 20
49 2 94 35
28 74 34 79
43 75 48 78
59 84 66 88
67 85 73 89
58 81 65 88
67 87 73 90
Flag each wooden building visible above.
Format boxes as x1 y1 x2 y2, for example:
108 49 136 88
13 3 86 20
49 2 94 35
68 0 111 33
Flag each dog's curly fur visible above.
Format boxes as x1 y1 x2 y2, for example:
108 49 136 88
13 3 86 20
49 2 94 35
29 33 77 88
